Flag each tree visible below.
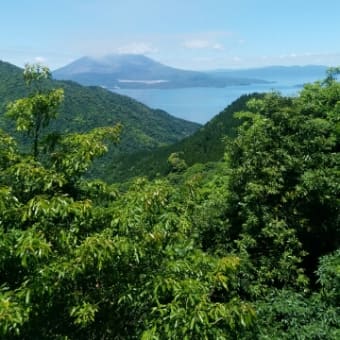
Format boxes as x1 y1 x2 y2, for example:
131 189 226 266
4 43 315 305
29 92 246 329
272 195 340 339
167 152 188 173
249 250 340 339
0 65 255 339
223 73 340 292
0 65 122 338
6 63 64 159
2 64 338 339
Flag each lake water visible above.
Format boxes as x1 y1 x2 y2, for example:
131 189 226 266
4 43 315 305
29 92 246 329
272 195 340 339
111 74 324 124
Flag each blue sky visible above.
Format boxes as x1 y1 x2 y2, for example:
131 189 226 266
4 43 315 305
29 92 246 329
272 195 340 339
1 0 340 70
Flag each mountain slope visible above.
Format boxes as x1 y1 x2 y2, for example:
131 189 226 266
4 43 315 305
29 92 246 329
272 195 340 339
53 54 268 89
104 93 263 182
0 60 200 157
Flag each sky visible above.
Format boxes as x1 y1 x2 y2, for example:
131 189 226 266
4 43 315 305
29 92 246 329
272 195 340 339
1 0 340 71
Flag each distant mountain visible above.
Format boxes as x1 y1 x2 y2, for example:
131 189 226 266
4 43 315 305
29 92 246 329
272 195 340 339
104 93 263 182
207 65 328 83
53 54 268 89
0 60 200 173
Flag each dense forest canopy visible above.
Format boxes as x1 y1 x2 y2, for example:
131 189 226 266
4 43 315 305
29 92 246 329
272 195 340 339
0 65 339 339
105 93 265 182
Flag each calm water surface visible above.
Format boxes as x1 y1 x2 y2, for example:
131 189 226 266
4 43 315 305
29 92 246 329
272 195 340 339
112 75 323 124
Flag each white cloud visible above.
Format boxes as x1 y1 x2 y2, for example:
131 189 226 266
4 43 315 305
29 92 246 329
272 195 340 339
212 43 224 50
34 56 47 63
183 39 224 50
116 42 158 54
183 39 210 49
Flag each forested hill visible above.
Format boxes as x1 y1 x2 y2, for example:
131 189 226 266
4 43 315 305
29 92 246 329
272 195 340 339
1 65 339 338
0 60 200 154
105 93 263 182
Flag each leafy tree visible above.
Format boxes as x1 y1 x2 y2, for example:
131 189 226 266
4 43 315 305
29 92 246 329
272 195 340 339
0 65 255 339
0 65 121 338
1 64 339 339
223 72 340 292
167 152 188 173
249 250 340 339
317 248 340 305
252 288 340 339
6 64 64 159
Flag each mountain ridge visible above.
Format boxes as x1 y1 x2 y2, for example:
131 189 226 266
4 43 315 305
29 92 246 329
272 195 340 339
206 65 328 82
0 60 200 169
53 54 269 89
104 93 263 182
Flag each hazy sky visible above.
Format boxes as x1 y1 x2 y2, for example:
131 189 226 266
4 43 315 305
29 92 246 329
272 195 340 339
1 0 340 70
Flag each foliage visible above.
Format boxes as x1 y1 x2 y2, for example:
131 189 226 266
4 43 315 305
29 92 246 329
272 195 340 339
252 288 340 339
222 77 340 291
0 60 199 178
0 65 255 339
317 249 340 305
249 250 340 339
6 63 64 159
106 93 262 182
0 151 256 339
0 65 339 338
167 152 188 172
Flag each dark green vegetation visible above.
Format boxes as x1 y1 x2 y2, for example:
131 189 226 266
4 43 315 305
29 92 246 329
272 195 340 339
53 54 269 89
0 59 200 155
106 93 264 182
0 65 339 339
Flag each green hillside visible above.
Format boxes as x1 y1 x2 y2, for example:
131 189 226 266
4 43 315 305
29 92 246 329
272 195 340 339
1 66 339 339
105 93 264 182
0 60 200 155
